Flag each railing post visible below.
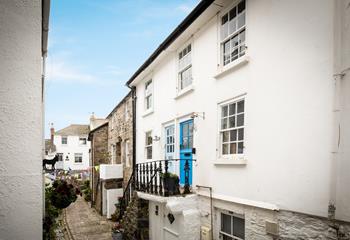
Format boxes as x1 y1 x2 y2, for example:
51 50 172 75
164 160 169 197
146 163 149 193
135 164 139 190
150 162 153 194
142 163 146 191
159 161 163 196
184 159 190 194
154 161 158 195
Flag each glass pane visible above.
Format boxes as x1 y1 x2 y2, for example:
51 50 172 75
231 47 238 61
237 100 244 113
237 114 244 127
238 142 244 154
221 118 228 129
231 35 239 47
222 131 229 143
230 130 237 141
233 217 245 239
230 142 237 154
182 137 188 149
238 0 245 13
221 213 232 234
229 18 237 35
222 144 229 155
188 136 193 148
222 14 228 25
239 30 245 43
229 7 236 20
222 22 229 39
238 128 244 141
229 116 235 128
237 12 245 29
224 40 230 55
229 103 236 115
222 105 228 117
189 122 193 136
183 124 188 136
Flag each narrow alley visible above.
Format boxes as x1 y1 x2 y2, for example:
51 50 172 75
65 197 113 240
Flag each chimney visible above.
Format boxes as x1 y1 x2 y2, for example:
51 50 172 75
50 123 55 144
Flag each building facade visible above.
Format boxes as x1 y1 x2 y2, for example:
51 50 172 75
126 0 350 239
54 124 91 171
0 0 50 239
107 92 134 187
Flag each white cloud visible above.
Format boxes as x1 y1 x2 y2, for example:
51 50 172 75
177 4 195 14
46 60 95 84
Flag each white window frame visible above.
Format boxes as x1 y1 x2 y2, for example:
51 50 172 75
144 80 153 112
79 137 87 145
74 153 83 163
220 0 246 67
145 131 153 160
219 211 245 240
177 43 193 92
218 96 245 161
61 136 68 145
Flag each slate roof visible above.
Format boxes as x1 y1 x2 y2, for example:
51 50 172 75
55 124 90 136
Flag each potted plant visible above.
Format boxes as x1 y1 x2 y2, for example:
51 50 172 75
161 172 180 196
111 222 124 240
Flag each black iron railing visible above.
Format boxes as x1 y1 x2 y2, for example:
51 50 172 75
118 169 134 220
135 158 196 197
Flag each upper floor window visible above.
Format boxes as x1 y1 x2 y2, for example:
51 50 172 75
145 80 153 111
220 99 245 155
74 153 83 163
221 0 246 66
79 137 87 145
220 212 245 240
62 136 67 145
178 44 192 90
145 131 153 159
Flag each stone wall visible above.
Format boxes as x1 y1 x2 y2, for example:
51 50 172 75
197 195 350 240
107 92 133 188
90 123 109 214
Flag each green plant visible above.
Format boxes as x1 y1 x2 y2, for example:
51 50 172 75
49 180 77 209
82 185 92 202
160 172 179 179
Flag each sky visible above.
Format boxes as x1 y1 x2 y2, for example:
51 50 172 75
45 0 198 138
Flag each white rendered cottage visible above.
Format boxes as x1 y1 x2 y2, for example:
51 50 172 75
125 0 350 240
54 124 91 171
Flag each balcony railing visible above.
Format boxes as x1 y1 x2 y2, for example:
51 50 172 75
135 159 196 197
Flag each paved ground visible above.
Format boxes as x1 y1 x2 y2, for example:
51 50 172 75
65 196 114 240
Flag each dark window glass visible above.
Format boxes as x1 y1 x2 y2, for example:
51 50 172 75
238 0 245 13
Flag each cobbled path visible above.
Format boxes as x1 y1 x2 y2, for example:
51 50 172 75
65 196 114 240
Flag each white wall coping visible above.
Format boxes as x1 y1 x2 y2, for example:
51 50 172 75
196 190 279 211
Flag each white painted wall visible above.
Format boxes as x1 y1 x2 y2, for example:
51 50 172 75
106 188 123 219
333 0 350 222
54 135 90 171
132 0 348 221
0 0 44 239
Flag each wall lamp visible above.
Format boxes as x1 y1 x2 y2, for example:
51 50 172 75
152 135 161 142
190 112 205 120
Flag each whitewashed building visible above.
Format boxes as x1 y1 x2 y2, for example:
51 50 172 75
125 0 350 239
0 0 50 239
54 124 91 171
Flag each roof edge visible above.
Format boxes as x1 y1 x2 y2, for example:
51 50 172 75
106 91 132 118
126 0 214 86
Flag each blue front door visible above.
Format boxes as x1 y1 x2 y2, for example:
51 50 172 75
179 119 193 185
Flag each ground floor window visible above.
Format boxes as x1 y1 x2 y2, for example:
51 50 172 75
220 212 245 240
74 153 83 163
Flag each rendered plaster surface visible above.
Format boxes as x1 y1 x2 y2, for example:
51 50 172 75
0 0 43 239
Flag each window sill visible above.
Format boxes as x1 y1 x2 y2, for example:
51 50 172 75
174 85 194 100
142 109 154 118
214 55 249 79
214 158 247 165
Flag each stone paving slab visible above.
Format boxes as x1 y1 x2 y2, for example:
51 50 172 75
66 196 114 240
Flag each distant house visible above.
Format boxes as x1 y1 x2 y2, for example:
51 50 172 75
54 124 91 171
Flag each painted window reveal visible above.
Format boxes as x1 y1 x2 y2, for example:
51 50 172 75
145 80 153 110
220 99 244 155
220 212 245 240
221 0 246 66
145 131 153 159
61 136 67 145
74 153 83 163
178 44 192 90
79 137 87 145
